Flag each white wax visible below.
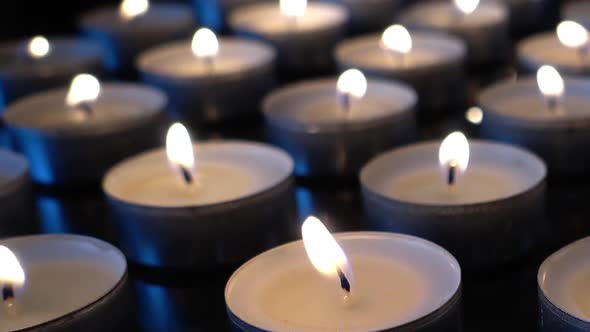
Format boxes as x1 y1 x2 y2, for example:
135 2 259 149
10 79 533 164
361 141 546 205
518 33 588 72
137 37 275 78
0 234 126 331
402 2 507 29
226 232 461 331
103 141 293 207
539 236 590 322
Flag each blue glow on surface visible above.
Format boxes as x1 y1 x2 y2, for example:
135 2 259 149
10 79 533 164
133 281 180 332
192 0 224 31
296 187 316 219
37 195 72 234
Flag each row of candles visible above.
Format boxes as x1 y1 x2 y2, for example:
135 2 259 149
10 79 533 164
1 0 590 331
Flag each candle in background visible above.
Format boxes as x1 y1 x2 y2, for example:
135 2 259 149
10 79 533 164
79 0 195 77
0 234 130 331
263 69 417 177
562 0 590 30
226 216 462 331
361 133 547 269
228 0 348 78
0 36 104 113
3 74 167 186
479 65 590 176
137 27 276 125
0 149 34 238
103 123 297 269
320 0 404 33
399 0 510 66
335 24 467 119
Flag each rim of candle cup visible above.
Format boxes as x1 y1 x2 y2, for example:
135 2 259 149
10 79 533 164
225 231 461 332
103 140 294 209
517 32 587 73
137 37 276 80
478 76 590 127
263 77 417 133
3 82 167 136
538 236 590 323
401 1 508 29
360 140 547 207
0 234 127 331
334 31 466 73
0 148 29 196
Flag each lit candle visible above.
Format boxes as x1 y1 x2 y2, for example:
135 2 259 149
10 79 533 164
0 149 33 237
335 24 467 118
263 69 417 176
399 0 509 65
0 234 129 331
0 36 104 113
226 216 462 331
518 21 590 75
2 74 167 185
79 0 195 77
103 123 297 269
319 0 404 33
228 0 348 77
479 65 590 176
137 28 276 125
361 133 547 268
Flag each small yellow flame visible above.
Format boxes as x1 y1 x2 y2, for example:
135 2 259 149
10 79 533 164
191 28 219 59
465 107 483 125
302 216 353 284
439 131 470 174
65 74 101 107
120 0 149 20
454 0 479 15
382 25 412 54
27 36 50 59
166 123 195 172
337 69 368 99
0 246 25 288
537 65 565 99
557 21 588 49
280 0 307 18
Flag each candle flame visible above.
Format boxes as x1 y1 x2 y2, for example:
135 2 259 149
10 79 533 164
337 69 367 99
557 21 588 49
465 107 483 125
280 0 307 18
166 123 195 174
537 65 564 99
191 28 219 59
65 74 101 107
302 216 353 290
439 131 470 180
382 25 412 54
454 0 479 15
120 0 149 20
27 36 50 59
0 246 25 288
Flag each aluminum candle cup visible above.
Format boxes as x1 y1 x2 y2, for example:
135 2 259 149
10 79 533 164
226 232 462 331
263 77 417 177
0 149 33 238
3 83 167 186
228 2 348 77
361 140 547 269
321 0 404 33
0 234 129 331
335 30 467 118
103 141 297 269
479 76 590 176
0 37 104 113
137 37 276 125
518 32 590 75
191 0 265 31
562 1 590 29
399 1 510 66
79 4 195 76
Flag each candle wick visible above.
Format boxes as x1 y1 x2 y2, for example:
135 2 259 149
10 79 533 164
338 92 352 115
201 56 215 74
336 267 351 294
179 165 194 185
545 96 560 113
447 161 457 186
2 284 16 316
287 15 298 30
74 102 94 118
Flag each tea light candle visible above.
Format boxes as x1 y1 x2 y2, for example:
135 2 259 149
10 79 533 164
228 0 348 77
0 149 33 238
0 234 128 331
479 66 590 176
137 28 276 125
399 0 510 65
226 217 462 331
103 123 297 269
0 36 104 113
361 133 547 269
192 0 263 31
335 25 467 118
538 236 590 331
518 21 590 75
79 0 195 76
264 70 417 177
320 0 404 33
3 74 167 186
562 0 590 29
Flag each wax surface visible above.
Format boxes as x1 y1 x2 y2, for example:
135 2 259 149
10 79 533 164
402 2 506 29
518 33 586 70
571 268 590 319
